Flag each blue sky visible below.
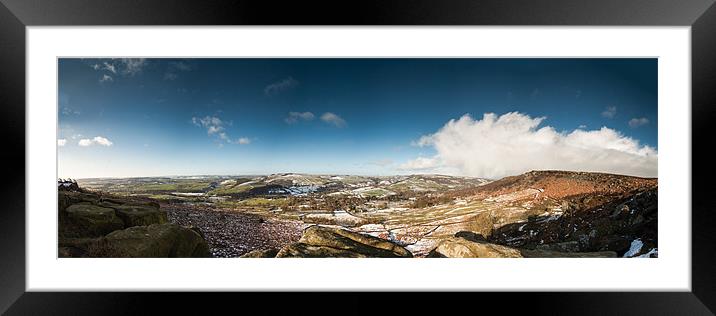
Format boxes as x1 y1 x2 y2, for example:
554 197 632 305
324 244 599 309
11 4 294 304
58 58 658 179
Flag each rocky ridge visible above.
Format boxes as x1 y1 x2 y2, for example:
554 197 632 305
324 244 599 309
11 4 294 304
58 187 210 258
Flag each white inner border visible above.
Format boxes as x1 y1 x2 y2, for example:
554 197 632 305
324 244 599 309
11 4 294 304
27 27 691 291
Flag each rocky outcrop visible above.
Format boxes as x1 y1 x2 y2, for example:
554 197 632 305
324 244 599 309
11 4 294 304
427 233 617 258
103 224 210 257
254 225 413 258
427 237 523 258
108 204 168 227
63 204 125 237
489 187 657 257
58 190 210 258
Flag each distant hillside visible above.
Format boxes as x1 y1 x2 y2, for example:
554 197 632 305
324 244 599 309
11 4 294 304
460 170 656 207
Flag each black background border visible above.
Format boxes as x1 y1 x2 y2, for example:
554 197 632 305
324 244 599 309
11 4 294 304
1 0 715 314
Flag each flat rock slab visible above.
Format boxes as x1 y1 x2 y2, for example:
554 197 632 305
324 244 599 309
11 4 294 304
63 204 125 237
109 204 168 227
428 237 523 258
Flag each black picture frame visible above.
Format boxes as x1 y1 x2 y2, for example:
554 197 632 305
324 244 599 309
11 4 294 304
1 0 715 314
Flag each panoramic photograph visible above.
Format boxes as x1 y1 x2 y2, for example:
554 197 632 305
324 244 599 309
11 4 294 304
57 58 658 258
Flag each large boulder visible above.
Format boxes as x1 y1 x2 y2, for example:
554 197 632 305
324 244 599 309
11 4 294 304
61 204 125 237
428 236 617 258
58 191 102 213
275 225 413 258
107 204 168 227
103 223 211 258
58 237 99 257
427 237 523 258
276 243 371 258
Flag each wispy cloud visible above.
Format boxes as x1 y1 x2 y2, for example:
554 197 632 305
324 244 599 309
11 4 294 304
78 136 113 147
61 107 81 116
164 61 193 80
192 115 250 145
601 106 617 118
285 111 315 124
264 77 299 96
92 59 148 82
57 139 67 147
119 58 147 76
192 116 225 135
320 112 347 128
102 62 116 74
628 117 649 128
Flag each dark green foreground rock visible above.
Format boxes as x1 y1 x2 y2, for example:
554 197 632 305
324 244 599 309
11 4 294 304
62 204 125 237
59 190 211 258
103 223 211 258
110 204 168 227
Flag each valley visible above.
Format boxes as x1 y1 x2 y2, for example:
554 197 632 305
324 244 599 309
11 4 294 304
63 170 658 258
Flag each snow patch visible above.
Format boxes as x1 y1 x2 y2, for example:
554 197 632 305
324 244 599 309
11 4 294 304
623 239 644 257
636 248 658 258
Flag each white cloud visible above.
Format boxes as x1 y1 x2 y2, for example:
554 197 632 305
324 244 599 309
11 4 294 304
102 62 116 74
264 77 299 96
57 139 67 147
402 112 657 178
78 136 113 147
92 59 147 80
61 106 80 116
601 106 617 118
93 136 113 146
192 115 250 145
398 157 439 171
285 111 315 124
628 117 649 128
119 58 147 76
207 125 223 135
320 112 347 128
192 116 225 135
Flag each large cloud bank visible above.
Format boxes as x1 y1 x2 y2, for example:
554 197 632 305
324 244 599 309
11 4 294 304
401 112 657 179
